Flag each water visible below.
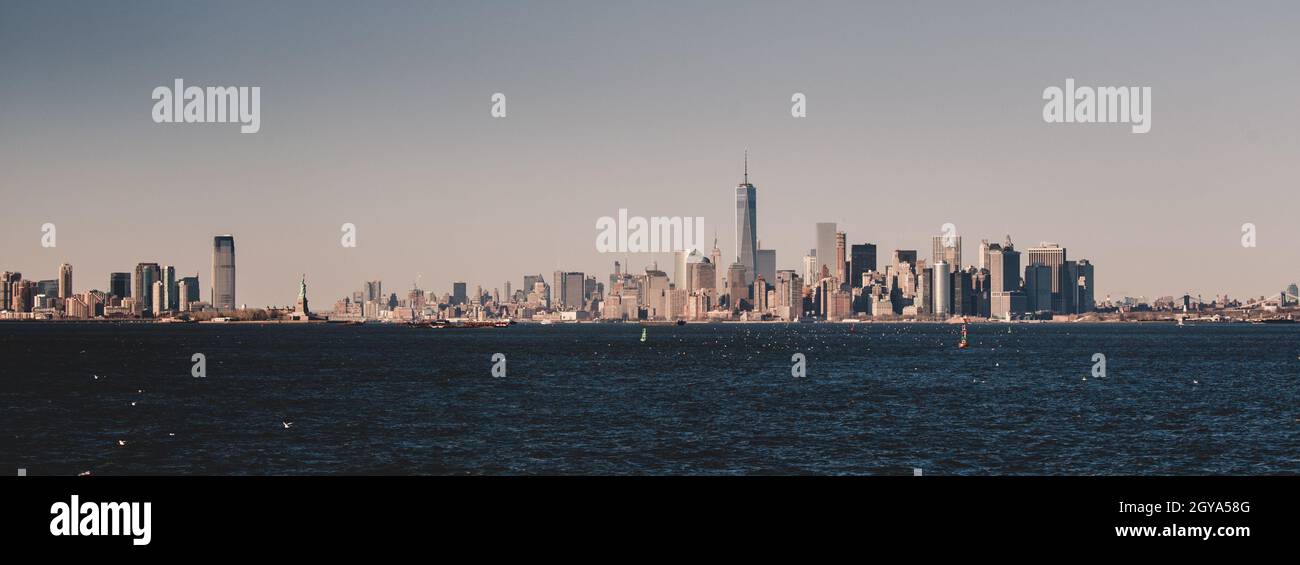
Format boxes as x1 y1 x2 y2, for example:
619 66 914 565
1 322 1296 475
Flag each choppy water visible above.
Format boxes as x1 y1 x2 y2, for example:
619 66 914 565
1 322 1297 475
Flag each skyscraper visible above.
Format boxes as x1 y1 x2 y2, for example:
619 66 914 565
893 250 919 271
452 281 467 305
0 272 18 310
162 265 177 311
1024 264 1053 313
180 276 200 303
850 244 877 288
686 253 715 301
551 271 565 308
726 262 748 310
815 223 837 281
802 250 817 284
151 280 165 316
988 237 1020 293
58 263 72 299
931 236 962 273
834 231 847 286
177 279 192 311
735 151 758 286
365 280 383 303
1058 260 1080 314
710 236 725 299
134 262 160 314
775 270 803 321
1026 242 1067 295
680 248 706 294
756 248 776 288
564 272 585 309
988 236 1025 319
211 235 236 310
673 250 688 290
109 272 131 299
933 261 951 317
11 279 34 312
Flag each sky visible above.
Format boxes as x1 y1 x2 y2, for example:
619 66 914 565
2 0 1298 306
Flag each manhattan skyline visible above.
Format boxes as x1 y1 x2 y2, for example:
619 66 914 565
2 1 1298 307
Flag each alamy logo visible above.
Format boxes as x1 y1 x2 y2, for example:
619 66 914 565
595 209 705 253
1043 78 1150 134
152 78 261 133
49 495 151 546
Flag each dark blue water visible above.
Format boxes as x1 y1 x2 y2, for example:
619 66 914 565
1 322 1296 475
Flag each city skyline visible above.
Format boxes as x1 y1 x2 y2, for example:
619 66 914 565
2 2 1298 306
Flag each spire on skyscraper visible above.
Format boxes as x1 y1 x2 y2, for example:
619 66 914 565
743 148 749 185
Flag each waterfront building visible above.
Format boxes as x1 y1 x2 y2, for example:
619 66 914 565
162 265 177 311
134 262 160 314
1 272 18 309
934 260 951 317
1024 264 1054 313
211 235 236 310
177 279 192 311
151 280 165 316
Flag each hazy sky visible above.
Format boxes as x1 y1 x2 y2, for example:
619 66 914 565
2 1 1298 306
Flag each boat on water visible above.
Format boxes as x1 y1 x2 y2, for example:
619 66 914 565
640 327 648 342
957 319 970 349
639 320 685 326
426 320 511 329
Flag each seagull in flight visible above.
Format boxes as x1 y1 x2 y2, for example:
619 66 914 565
116 440 127 447
282 421 294 429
